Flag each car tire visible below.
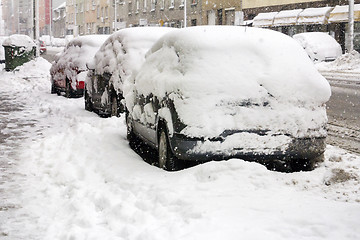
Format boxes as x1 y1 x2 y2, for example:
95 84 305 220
158 128 180 171
51 83 56 94
65 80 73 98
291 153 324 172
110 95 119 117
84 89 93 112
126 111 142 150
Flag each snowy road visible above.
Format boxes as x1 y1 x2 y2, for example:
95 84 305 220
0 59 360 239
326 82 360 154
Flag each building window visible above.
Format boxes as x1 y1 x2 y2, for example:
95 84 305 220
160 0 164 10
97 6 100 18
191 19 197 26
225 9 235 25
136 0 139 13
217 9 223 25
151 0 156 11
169 0 174 9
105 6 109 18
143 0 147 12
128 1 133 14
179 0 184 8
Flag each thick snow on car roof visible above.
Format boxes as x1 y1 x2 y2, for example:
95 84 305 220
293 32 342 62
55 35 109 71
293 32 342 53
92 27 175 79
139 26 330 104
132 26 331 138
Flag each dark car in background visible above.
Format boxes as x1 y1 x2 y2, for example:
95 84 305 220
50 35 108 97
84 27 175 117
125 26 331 171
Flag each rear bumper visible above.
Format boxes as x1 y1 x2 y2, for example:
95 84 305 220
170 133 326 162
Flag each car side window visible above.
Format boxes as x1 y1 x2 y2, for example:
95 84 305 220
97 72 111 92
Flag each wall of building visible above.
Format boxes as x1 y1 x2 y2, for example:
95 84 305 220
201 0 242 26
243 0 323 9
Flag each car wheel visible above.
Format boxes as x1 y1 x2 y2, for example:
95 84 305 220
84 89 93 112
158 128 180 171
291 153 324 172
110 95 119 117
126 111 141 149
51 83 56 94
65 80 73 98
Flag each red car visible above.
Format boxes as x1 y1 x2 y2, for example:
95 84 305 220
50 35 109 97
39 40 47 54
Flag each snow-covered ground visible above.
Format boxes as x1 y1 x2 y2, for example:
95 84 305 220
317 50 360 73
0 58 359 239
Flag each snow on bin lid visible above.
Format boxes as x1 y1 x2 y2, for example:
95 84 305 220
253 12 278 27
329 4 360 22
298 7 333 24
2 34 36 48
273 9 304 26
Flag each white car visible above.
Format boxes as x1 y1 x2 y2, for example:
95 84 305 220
293 32 342 62
50 35 109 97
85 27 175 117
125 26 331 172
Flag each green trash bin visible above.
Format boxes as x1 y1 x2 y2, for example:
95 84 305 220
2 34 36 71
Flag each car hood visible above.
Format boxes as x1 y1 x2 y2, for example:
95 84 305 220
172 94 328 139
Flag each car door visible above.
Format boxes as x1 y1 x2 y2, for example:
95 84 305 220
92 72 111 111
132 93 157 147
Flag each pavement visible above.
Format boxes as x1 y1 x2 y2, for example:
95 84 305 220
319 70 360 85
320 70 360 154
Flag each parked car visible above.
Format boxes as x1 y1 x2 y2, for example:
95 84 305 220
293 32 342 62
39 40 47 54
125 26 331 171
50 35 109 97
85 27 175 117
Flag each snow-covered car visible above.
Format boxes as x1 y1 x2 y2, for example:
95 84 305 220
293 32 342 62
85 27 175 117
125 26 331 171
39 40 47 54
50 35 109 97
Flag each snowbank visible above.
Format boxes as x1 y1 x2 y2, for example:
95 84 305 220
317 50 360 72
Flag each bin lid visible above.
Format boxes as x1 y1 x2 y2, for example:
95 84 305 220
2 34 36 49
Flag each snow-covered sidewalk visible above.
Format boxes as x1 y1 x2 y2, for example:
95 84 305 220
0 59 359 239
